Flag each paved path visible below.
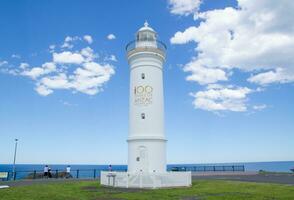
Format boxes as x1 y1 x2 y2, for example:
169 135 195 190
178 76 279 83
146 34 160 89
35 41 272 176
193 173 294 185
1 179 96 187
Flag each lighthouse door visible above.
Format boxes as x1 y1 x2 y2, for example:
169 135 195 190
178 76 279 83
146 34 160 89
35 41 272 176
138 146 148 172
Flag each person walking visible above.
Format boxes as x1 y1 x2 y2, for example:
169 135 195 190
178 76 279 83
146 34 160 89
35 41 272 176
43 165 49 178
108 164 112 172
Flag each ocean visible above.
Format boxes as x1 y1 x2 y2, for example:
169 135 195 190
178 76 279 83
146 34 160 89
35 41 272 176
0 161 293 180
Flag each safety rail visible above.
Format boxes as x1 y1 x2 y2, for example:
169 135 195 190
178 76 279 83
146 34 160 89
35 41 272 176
170 165 245 172
1 169 126 181
0 165 245 181
125 40 166 53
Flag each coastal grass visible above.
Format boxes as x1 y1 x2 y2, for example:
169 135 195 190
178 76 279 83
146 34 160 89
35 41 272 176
1 180 294 200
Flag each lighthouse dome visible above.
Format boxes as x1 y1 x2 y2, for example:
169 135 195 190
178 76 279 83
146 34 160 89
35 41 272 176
138 21 155 32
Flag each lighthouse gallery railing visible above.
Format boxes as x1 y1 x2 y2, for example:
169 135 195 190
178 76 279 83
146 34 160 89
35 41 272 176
125 40 167 53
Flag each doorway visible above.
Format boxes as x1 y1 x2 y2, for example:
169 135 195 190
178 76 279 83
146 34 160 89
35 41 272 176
138 146 148 172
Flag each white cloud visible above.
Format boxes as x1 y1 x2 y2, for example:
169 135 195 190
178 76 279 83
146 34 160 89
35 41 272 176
248 68 294 85
253 104 267 110
71 62 115 95
19 63 29 69
1 36 116 96
39 73 70 89
21 62 56 79
105 55 117 62
170 0 294 112
61 36 80 49
11 54 21 59
60 100 77 106
191 86 252 112
0 60 8 66
49 45 56 53
184 59 228 85
83 35 93 44
80 47 96 62
107 34 116 40
53 51 85 64
171 0 294 77
34 62 115 96
35 84 53 96
49 45 55 49
168 0 201 17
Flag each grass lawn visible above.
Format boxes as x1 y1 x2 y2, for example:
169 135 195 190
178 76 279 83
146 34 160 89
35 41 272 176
0 180 294 200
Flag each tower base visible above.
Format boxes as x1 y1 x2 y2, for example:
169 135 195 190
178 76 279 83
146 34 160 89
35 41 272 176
100 171 191 188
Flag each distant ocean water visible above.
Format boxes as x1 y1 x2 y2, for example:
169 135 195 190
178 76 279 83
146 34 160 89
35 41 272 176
0 161 293 180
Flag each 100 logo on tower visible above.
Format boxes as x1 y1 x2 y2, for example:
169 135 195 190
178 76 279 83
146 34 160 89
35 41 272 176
134 85 153 106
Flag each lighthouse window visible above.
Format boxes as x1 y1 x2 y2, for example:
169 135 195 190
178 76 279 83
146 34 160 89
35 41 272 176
147 33 155 41
141 113 145 119
141 73 145 79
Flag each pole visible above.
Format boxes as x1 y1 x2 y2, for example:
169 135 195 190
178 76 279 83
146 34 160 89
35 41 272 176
12 139 18 180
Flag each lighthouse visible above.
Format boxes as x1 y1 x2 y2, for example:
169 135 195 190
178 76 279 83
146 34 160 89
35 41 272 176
100 22 191 188
126 21 166 173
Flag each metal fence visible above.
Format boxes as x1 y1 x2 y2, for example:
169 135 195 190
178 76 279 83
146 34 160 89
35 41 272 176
2 169 112 181
1 165 245 181
170 165 245 172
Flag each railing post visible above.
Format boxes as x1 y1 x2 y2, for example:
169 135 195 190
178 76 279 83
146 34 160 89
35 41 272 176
232 166 235 172
56 170 58 178
222 166 225 171
13 172 16 180
76 170 79 179
213 166 215 171
7 172 10 181
33 170 36 179
94 169 96 179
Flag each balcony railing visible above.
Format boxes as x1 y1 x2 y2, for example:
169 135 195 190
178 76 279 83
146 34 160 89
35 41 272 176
126 40 167 54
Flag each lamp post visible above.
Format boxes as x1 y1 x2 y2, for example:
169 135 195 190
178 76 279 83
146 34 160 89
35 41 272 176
12 139 18 180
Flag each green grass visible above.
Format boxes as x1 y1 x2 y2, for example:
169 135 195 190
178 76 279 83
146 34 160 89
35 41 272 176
1 180 294 200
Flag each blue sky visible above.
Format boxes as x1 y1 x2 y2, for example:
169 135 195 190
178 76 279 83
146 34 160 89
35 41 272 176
0 0 293 164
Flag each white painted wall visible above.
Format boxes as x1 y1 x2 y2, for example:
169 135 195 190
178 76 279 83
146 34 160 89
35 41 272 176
127 43 166 173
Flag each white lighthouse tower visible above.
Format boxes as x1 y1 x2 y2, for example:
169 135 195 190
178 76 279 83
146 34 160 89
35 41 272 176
100 22 191 188
127 21 166 173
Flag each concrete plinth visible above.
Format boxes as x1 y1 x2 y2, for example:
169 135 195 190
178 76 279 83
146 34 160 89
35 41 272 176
100 171 192 189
